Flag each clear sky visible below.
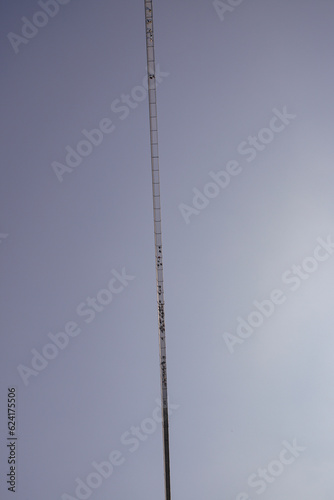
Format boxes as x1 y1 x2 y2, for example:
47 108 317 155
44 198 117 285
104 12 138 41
1 0 334 499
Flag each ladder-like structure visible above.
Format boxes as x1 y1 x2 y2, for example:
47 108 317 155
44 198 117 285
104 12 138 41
144 2 171 500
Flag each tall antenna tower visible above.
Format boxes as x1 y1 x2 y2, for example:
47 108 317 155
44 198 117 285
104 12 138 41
144 2 171 499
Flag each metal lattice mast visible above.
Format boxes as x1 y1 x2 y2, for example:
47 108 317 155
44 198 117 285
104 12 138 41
144 2 171 500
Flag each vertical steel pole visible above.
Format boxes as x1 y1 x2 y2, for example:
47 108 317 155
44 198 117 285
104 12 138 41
144 2 171 499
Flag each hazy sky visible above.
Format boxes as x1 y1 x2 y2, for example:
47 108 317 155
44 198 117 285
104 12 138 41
1 1 334 499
